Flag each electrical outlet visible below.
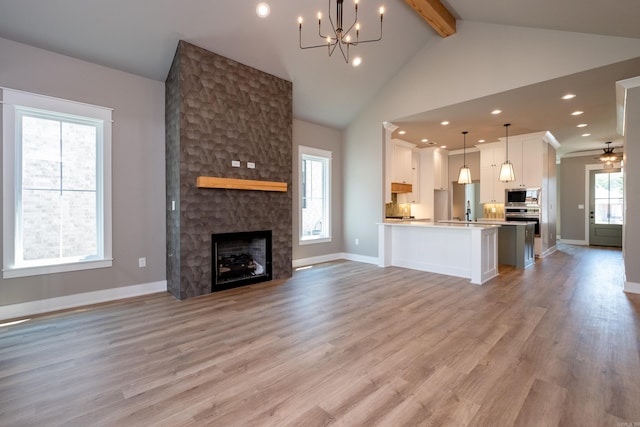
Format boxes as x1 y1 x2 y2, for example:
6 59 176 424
231 160 240 167
138 257 146 268
247 162 256 169
355 238 359 245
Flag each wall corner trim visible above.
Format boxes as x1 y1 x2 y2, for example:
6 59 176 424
0 281 167 321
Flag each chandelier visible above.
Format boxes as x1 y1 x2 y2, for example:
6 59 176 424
598 141 620 164
298 0 384 64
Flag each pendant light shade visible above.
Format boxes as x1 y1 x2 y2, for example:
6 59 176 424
499 123 516 183
458 131 472 184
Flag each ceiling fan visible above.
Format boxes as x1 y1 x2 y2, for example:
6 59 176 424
596 141 623 164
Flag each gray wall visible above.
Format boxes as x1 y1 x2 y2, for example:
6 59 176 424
342 21 640 258
292 119 343 261
0 37 166 305
558 155 602 242
623 85 640 286
165 41 292 299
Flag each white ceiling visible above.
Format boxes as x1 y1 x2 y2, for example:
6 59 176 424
1 0 640 155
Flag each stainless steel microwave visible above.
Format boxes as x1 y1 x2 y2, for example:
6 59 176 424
505 188 540 205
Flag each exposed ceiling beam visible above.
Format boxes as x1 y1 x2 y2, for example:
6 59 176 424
404 0 457 37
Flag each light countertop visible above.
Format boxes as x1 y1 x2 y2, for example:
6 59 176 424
439 219 537 226
382 220 500 229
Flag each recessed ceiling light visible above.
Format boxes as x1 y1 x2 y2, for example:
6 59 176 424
478 139 486 143
256 2 270 18
441 121 449 126
491 109 502 115
352 56 362 67
428 141 436 145
398 130 406 135
562 93 576 100
571 111 584 116
582 133 591 137
421 138 428 143
577 123 588 128
440 145 447 149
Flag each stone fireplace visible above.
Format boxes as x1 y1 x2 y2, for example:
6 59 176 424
212 230 272 291
165 41 292 299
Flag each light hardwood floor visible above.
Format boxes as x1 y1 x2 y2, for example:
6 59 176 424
1 244 639 426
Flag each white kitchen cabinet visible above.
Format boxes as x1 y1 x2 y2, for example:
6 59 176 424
433 148 449 190
392 141 413 184
478 142 506 204
398 151 420 203
509 139 543 189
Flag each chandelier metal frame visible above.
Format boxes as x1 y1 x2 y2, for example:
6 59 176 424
298 0 384 64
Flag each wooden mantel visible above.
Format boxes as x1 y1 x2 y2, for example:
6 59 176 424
196 176 288 192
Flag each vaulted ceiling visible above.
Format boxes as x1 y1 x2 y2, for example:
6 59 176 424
1 0 640 155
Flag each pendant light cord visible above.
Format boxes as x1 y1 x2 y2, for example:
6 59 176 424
504 123 510 160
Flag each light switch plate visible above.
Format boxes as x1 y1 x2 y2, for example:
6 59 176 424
247 162 256 169
232 160 241 167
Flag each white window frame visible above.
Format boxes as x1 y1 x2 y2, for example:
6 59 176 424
299 145 332 245
1 88 112 279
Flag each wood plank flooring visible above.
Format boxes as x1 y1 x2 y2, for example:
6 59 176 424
1 244 639 426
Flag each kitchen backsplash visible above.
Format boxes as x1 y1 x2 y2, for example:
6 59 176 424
482 203 505 219
386 202 412 218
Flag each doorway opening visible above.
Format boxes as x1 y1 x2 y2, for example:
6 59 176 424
589 168 623 247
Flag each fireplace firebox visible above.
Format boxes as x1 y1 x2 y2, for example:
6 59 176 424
211 230 272 291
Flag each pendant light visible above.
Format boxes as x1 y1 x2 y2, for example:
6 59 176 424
499 123 515 182
457 131 472 184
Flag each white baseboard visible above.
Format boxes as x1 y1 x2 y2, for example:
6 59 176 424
292 252 379 269
340 252 379 265
559 239 588 246
624 280 640 294
0 281 167 321
539 245 558 258
292 253 343 268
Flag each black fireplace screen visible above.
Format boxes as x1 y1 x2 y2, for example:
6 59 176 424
211 230 272 291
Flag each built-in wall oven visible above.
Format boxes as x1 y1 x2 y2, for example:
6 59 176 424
505 188 541 236
505 205 541 236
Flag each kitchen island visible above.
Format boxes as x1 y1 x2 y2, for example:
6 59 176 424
378 221 500 285
440 220 536 269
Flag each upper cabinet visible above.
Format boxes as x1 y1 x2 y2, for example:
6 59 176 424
398 151 420 203
509 138 544 189
433 148 449 190
477 131 560 204
392 140 414 184
477 142 506 204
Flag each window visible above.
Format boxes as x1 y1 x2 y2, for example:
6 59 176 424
594 170 624 225
2 88 112 278
299 146 331 244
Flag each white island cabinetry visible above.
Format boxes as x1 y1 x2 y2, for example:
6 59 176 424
378 222 499 285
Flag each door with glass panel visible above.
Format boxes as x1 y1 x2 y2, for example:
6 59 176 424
589 168 623 247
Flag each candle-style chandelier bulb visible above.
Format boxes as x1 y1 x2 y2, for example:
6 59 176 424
298 0 384 64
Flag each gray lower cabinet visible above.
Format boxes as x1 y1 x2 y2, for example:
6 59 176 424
497 223 535 269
